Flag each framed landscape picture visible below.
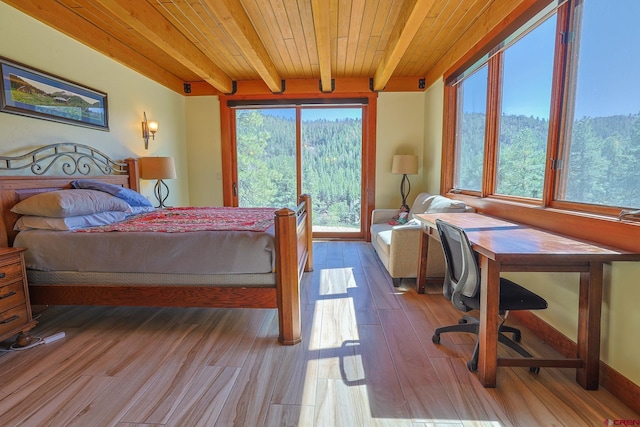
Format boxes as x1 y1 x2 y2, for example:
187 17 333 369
0 57 108 130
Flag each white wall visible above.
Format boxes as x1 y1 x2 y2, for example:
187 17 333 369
375 92 426 209
0 2 188 207
423 79 445 194
185 96 223 206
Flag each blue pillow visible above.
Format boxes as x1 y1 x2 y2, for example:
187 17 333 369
71 179 119 195
72 179 153 208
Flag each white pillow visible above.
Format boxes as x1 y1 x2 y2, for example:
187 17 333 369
409 193 434 218
14 211 128 231
11 189 131 217
426 195 467 213
409 193 467 218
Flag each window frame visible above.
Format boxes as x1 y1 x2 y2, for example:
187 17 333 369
441 0 640 252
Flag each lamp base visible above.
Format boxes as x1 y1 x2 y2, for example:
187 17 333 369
400 174 411 211
154 179 171 208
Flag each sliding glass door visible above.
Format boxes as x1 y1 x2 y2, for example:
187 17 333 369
234 105 364 237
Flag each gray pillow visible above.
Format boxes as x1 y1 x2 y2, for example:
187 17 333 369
71 179 153 208
11 189 131 218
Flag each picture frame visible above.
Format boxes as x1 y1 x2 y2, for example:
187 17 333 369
0 57 108 130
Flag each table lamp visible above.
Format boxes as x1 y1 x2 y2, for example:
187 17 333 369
139 156 176 208
392 154 418 210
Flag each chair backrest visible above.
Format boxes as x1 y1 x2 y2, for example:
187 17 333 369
435 219 480 312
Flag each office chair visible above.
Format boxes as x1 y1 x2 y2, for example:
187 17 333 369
431 219 548 373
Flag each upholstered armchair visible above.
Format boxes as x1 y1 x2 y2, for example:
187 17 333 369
370 193 471 286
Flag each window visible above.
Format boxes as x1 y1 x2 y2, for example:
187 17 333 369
454 65 488 193
558 0 640 208
445 0 640 216
496 15 556 199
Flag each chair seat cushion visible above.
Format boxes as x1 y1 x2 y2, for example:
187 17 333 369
370 223 392 257
462 278 548 311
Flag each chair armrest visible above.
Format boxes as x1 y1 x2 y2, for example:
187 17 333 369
389 223 421 246
384 223 422 278
371 208 399 224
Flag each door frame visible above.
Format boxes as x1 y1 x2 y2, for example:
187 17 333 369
220 92 377 240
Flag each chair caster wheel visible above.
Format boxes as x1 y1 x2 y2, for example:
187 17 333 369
513 332 522 342
529 367 540 375
467 361 478 372
458 318 468 325
432 334 440 344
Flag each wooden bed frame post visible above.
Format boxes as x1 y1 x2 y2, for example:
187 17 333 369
274 207 302 345
124 158 140 192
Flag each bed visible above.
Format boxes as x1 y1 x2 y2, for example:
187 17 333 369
0 143 313 345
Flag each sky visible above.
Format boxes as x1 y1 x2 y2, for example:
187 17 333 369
571 0 640 118
500 14 556 119
257 107 362 122
467 0 640 120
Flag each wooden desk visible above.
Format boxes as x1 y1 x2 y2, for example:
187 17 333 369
415 212 640 389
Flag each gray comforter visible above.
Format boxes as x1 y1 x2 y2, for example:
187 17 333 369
14 227 276 275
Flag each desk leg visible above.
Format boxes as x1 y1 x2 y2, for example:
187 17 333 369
417 228 429 294
576 261 604 390
477 255 500 388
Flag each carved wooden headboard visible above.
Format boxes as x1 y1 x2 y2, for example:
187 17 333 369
0 143 138 247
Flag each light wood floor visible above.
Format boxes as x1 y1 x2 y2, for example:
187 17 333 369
1 241 637 426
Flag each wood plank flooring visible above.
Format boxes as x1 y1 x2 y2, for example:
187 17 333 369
1 241 638 426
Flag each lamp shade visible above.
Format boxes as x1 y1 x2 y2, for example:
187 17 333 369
391 154 418 175
139 156 177 180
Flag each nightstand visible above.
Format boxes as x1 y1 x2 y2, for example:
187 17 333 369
0 248 37 343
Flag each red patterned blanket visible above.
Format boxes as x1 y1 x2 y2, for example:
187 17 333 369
77 207 276 233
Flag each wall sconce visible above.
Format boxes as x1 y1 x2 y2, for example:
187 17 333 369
141 111 159 150
139 156 176 208
392 154 419 210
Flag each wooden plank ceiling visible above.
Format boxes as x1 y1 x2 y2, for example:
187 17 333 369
2 0 532 96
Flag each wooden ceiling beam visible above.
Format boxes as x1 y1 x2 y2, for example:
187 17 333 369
372 0 436 91
2 0 188 93
92 0 234 94
203 0 283 93
311 0 332 92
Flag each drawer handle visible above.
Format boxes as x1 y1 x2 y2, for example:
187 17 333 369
1 315 19 324
0 272 5 279
0 291 16 300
